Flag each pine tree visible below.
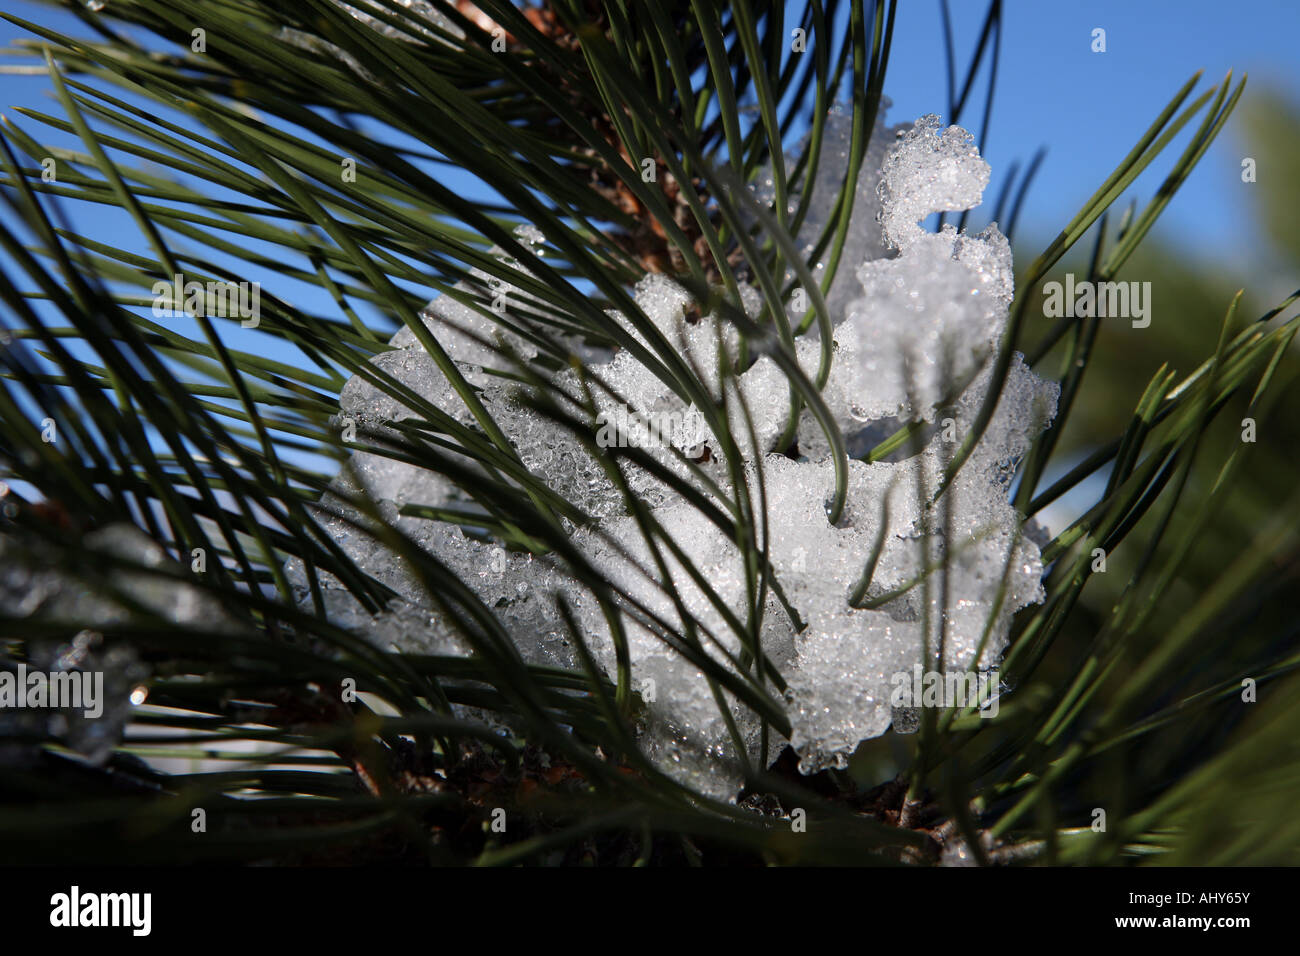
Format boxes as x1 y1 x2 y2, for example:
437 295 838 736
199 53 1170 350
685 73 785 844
0 0 1296 866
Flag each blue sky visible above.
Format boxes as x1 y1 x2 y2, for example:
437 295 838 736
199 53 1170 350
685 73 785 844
886 0 1296 256
3 1 1294 267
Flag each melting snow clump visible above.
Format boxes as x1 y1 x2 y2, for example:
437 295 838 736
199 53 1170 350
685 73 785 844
293 112 1060 798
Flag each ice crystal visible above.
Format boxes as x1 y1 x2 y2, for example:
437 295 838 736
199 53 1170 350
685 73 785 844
299 110 1060 796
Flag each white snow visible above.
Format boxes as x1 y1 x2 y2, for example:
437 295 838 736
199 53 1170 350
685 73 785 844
294 110 1059 796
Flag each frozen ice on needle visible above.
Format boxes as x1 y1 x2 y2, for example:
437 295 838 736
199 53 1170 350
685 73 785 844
302 110 1059 794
